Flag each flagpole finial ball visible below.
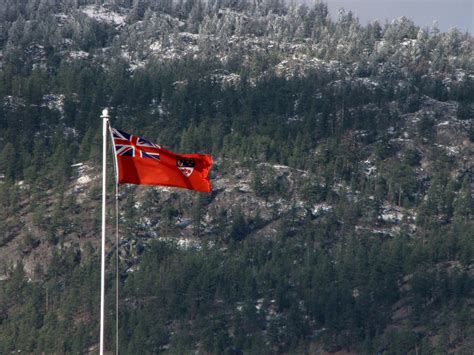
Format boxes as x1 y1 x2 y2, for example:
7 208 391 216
101 108 109 118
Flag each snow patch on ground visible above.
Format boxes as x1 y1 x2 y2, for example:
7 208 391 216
149 100 169 116
149 32 200 60
42 94 65 113
355 225 397 237
209 71 241 88
81 5 126 26
129 61 146 71
77 175 92 185
266 163 307 175
177 237 201 250
287 115 303 123
311 203 332 217
73 163 95 189
381 210 403 223
176 218 192 228
69 50 90 60
2 96 26 110
275 56 325 79
236 182 252 193
362 159 377 177
54 13 70 21
435 143 460 156
158 236 201 250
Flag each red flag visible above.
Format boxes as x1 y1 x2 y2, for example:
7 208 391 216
110 127 212 192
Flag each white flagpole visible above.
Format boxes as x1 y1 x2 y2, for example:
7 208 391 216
100 108 109 355
108 118 120 355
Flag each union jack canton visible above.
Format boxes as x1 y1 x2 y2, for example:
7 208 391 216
111 128 161 161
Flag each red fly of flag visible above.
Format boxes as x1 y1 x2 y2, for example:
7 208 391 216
110 127 212 192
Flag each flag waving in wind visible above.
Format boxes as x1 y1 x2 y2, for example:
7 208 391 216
110 127 212 192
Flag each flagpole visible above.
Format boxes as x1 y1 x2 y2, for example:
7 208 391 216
100 108 109 355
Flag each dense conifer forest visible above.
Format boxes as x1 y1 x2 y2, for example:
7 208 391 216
0 0 472 353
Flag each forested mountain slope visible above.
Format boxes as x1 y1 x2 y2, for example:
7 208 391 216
0 0 473 353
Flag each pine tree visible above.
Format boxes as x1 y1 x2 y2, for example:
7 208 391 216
0 142 17 181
